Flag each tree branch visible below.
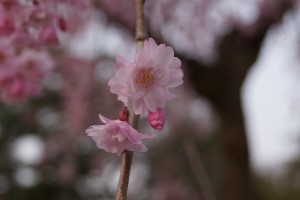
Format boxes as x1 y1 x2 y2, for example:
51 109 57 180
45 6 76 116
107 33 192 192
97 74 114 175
114 0 147 200
183 139 218 200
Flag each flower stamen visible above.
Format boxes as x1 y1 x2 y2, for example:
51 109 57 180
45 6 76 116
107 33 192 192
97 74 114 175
135 67 155 88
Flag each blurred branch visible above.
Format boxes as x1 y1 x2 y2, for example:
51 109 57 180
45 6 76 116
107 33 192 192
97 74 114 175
114 0 147 200
183 139 218 200
135 0 148 46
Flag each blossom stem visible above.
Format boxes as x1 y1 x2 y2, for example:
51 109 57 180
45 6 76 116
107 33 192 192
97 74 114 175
114 110 140 200
114 0 147 199
114 151 133 200
135 0 148 47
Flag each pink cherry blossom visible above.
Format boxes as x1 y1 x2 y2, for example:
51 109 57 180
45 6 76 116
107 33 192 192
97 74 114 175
16 49 54 80
108 38 183 114
0 49 54 102
148 108 165 131
86 114 154 156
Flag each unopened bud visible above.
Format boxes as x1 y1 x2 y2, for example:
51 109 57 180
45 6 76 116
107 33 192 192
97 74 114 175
38 26 59 45
118 107 129 121
57 17 67 32
147 109 165 131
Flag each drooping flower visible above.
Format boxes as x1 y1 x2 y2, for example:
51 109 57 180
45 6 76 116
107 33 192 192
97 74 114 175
108 38 183 114
148 108 165 131
85 114 154 156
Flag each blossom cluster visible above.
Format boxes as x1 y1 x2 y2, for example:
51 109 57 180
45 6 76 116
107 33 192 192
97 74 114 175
0 47 53 102
86 38 183 155
0 0 90 102
0 1 56 102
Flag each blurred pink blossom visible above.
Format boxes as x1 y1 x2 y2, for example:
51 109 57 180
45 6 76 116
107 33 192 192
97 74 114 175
16 50 54 80
148 108 165 131
0 49 54 102
0 14 14 35
86 114 154 156
38 26 59 46
109 38 183 114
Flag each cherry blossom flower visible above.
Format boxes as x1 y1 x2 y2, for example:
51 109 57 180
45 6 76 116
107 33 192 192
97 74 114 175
16 49 54 79
148 108 165 131
108 38 183 114
86 114 154 156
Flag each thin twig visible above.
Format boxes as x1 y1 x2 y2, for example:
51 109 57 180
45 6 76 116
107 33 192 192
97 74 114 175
114 0 147 199
135 0 147 47
114 150 133 200
183 139 218 200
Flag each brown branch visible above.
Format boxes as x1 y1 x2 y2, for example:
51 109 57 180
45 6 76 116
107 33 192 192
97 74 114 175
183 139 218 200
114 0 147 200
114 150 133 200
135 0 147 46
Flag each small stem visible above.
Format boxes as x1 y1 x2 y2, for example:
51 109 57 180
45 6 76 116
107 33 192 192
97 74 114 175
114 112 139 200
135 0 148 47
114 151 133 200
114 0 147 200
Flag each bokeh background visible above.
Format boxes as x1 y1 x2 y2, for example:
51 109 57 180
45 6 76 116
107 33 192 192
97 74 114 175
1 0 300 200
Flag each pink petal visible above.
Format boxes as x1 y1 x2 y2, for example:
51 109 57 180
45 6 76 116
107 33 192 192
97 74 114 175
99 114 113 124
126 142 148 152
154 45 174 69
132 98 146 114
143 87 166 112
168 68 184 88
169 57 181 68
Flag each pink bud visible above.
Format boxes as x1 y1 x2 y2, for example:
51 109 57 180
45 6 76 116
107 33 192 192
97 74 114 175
38 26 59 45
147 109 165 131
57 17 67 32
0 16 14 35
118 107 129 121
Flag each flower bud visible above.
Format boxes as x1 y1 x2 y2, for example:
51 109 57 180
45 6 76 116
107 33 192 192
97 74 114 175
57 17 67 32
118 107 129 121
147 109 165 131
38 26 59 45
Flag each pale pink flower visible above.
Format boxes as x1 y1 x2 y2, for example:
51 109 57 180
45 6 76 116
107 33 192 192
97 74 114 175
108 38 183 114
86 114 154 156
148 108 165 131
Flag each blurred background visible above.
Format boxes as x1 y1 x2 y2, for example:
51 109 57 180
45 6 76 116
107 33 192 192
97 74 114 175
1 0 300 200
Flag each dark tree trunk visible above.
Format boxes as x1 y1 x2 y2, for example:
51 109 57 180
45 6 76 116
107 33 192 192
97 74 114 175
185 31 256 200
185 4 292 194
219 96 251 200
